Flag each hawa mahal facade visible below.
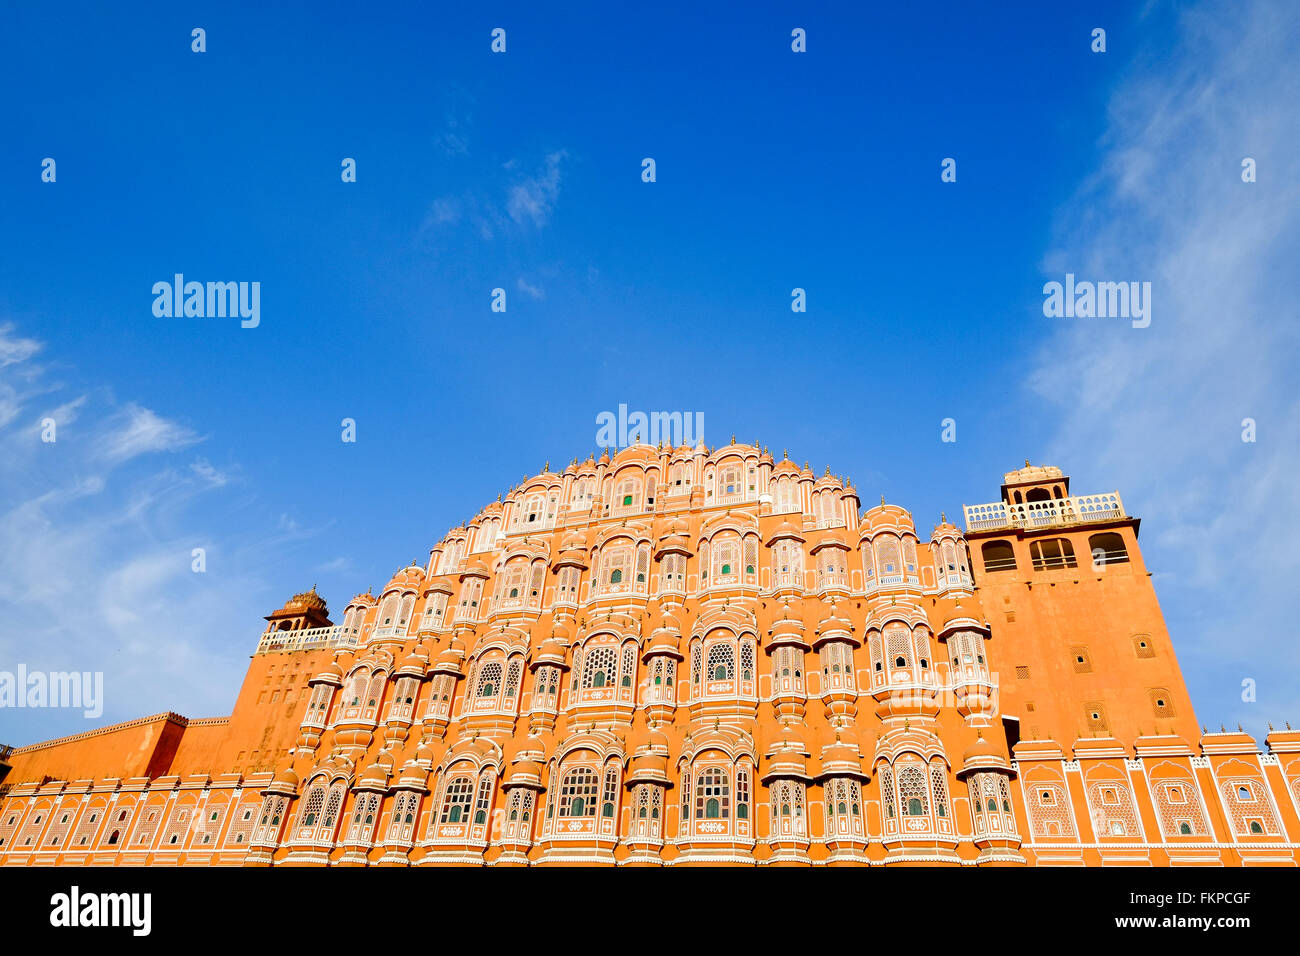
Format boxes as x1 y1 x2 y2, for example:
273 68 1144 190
3 442 1300 867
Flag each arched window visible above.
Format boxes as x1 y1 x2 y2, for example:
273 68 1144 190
610 568 623 584
473 775 494 825
695 768 730 820
982 540 1016 572
298 785 326 829
620 644 636 688
439 775 475 824
874 536 901 576
884 621 911 673
706 643 735 683
477 660 502 698
1030 537 1077 570
602 766 619 818
582 645 618 689
898 765 929 817
1088 531 1129 567
558 768 599 818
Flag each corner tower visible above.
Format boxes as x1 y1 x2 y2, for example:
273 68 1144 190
964 463 1198 745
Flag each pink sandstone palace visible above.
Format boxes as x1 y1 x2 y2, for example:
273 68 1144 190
2 442 1298 867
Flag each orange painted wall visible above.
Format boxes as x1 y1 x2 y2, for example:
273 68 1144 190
4 713 186 785
970 519 1199 745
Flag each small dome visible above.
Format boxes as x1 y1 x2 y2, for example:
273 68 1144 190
289 586 327 612
397 652 426 677
645 629 683 659
273 766 298 787
358 762 389 790
813 471 843 490
765 519 804 545
958 732 1008 776
265 765 300 795
505 758 545 788
311 660 344 684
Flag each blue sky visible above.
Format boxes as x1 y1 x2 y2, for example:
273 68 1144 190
1 1 1297 744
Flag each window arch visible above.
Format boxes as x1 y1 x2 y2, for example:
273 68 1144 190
581 644 618 689
696 767 730 820
558 767 600 819
982 540 1016 571
296 783 326 834
598 544 633 594
898 764 929 817
438 775 475 825
874 535 902 580
477 661 502 698
884 621 912 675
362 670 387 718
1089 531 1129 567
706 643 735 682
1030 537 1077 570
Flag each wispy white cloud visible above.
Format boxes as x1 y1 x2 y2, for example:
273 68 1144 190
97 402 202 463
516 276 546 300
189 458 231 487
507 150 568 227
1032 0 1300 734
422 149 570 241
0 323 41 367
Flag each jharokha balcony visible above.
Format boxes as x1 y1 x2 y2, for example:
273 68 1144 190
962 492 1125 533
256 624 362 655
